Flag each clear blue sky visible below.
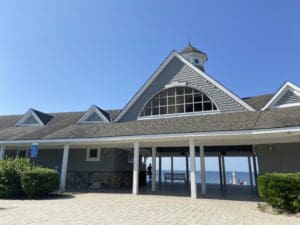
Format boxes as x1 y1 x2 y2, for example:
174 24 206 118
0 1 299 171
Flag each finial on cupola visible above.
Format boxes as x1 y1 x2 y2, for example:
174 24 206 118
180 41 208 72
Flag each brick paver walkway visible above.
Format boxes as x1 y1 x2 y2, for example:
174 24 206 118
0 193 298 225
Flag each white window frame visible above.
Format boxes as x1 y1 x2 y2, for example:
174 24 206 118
77 105 110 124
17 149 29 158
15 109 44 127
86 147 101 161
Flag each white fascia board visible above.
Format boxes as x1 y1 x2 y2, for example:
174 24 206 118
15 108 44 127
1 126 300 146
175 53 255 111
114 51 178 122
77 105 110 124
262 81 300 110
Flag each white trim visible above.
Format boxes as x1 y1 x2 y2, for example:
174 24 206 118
138 110 221 120
262 81 300 110
114 51 255 122
165 81 187 89
77 105 110 124
0 126 300 145
86 147 101 161
276 102 300 109
15 108 45 127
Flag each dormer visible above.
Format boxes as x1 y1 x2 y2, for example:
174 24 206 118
180 42 208 71
262 81 300 110
77 105 111 124
15 108 53 127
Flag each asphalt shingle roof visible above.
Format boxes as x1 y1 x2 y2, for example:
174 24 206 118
0 105 299 141
243 94 274 110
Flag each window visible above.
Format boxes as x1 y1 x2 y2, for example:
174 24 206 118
85 111 103 123
128 152 134 163
194 58 199 64
141 87 218 117
86 147 101 161
17 150 28 158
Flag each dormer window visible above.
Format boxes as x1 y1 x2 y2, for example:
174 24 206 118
140 87 218 117
15 108 53 127
77 105 110 124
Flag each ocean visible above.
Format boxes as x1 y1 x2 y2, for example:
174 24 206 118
154 170 255 185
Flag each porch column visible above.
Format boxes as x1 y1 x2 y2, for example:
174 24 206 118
218 153 223 187
185 155 189 184
248 155 253 187
252 153 258 186
159 156 162 184
171 156 174 183
59 144 70 192
132 142 140 195
221 153 226 186
200 146 206 195
0 146 5 160
152 147 157 191
189 139 197 199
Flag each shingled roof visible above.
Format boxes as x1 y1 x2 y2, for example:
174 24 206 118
0 106 299 141
243 94 274 110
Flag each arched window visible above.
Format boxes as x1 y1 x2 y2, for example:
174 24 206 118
141 87 218 117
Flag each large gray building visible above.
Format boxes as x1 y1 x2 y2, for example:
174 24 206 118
0 44 299 198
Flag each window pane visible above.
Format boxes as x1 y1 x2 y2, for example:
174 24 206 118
185 94 193 103
168 105 175 114
177 95 184 104
185 104 193 112
203 94 209 101
176 87 184 95
160 97 167 106
152 107 159 115
145 108 151 116
185 88 192 94
160 107 167 115
204 102 212 111
194 103 203 111
168 88 175 96
160 90 167 97
194 93 202 102
168 96 175 105
213 104 217 110
152 98 159 107
176 105 184 113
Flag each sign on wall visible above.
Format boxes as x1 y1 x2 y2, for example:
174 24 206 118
30 143 39 158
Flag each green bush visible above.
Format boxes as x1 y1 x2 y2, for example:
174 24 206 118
21 167 59 198
258 173 300 212
0 158 31 198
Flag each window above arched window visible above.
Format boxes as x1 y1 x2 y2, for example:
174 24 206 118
140 87 218 117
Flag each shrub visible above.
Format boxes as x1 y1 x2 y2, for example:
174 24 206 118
21 167 59 198
258 173 300 212
0 158 31 198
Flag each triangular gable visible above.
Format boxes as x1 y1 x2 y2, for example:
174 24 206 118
77 105 110 124
15 108 51 127
262 81 300 110
114 51 255 122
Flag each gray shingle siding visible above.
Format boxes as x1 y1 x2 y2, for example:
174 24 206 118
275 90 300 106
119 57 247 122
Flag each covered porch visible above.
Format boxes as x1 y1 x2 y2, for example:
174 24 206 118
0 126 299 199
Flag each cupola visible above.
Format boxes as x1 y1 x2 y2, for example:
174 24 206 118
180 42 208 71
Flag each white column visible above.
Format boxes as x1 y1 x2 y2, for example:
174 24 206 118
132 142 140 195
171 156 174 183
248 155 253 187
0 146 5 160
152 147 157 191
200 146 206 195
189 139 197 199
59 144 70 192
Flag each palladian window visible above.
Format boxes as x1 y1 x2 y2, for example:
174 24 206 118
141 87 218 117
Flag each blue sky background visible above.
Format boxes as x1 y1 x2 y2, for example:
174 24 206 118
0 1 299 171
